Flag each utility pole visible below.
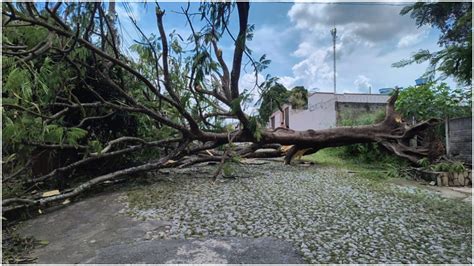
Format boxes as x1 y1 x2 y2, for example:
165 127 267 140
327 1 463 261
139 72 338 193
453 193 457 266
330 27 337 94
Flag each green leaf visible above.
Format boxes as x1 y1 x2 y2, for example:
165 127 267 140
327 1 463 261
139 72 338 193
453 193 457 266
37 240 49 245
88 140 103 153
44 125 64 144
66 127 88 145
230 96 243 115
5 68 30 98
3 117 18 143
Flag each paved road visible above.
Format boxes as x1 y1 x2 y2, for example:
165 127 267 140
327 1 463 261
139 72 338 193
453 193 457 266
19 162 472 263
18 191 302 263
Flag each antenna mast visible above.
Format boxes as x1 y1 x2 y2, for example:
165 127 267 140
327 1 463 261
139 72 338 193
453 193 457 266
330 27 337 94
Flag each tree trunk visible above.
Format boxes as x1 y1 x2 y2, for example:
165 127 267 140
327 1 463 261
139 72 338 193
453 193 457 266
199 92 438 164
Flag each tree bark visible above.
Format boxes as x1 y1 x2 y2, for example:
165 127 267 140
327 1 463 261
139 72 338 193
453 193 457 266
199 92 438 164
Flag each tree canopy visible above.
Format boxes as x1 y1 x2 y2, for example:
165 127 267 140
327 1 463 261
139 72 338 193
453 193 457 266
395 82 472 121
257 82 308 124
257 82 288 124
394 2 472 86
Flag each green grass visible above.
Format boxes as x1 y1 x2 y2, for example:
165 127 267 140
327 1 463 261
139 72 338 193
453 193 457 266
303 147 386 170
302 147 405 181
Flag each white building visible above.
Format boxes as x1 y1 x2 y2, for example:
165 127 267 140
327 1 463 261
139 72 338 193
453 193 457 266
268 92 389 131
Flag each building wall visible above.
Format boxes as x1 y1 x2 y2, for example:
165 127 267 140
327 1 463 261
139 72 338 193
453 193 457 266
446 117 472 164
270 105 287 128
268 92 389 131
336 102 387 125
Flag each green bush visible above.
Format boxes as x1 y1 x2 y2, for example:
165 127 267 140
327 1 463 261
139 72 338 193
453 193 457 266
339 110 390 163
395 82 472 143
428 161 466 173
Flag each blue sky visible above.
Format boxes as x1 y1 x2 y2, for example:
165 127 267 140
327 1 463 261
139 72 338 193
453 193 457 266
116 2 454 96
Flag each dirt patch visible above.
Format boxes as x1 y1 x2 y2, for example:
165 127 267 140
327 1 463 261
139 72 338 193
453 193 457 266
390 178 472 201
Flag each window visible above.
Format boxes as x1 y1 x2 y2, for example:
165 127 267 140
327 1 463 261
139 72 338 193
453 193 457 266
270 116 275 129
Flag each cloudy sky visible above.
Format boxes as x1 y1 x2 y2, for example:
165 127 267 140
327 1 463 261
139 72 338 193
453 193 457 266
116 2 453 96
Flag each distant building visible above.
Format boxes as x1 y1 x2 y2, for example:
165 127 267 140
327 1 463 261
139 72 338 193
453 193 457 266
379 88 394 94
268 92 389 131
415 78 428 86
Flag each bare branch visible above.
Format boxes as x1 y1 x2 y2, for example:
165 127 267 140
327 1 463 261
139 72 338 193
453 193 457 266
30 138 182 183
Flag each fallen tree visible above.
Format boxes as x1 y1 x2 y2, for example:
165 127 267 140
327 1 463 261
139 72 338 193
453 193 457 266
2 2 440 215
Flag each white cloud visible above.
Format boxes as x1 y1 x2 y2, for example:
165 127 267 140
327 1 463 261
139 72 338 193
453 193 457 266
240 73 264 93
291 49 333 89
397 29 430 48
288 3 429 46
117 3 142 23
293 41 314 57
275 39 337 91
278 76 299 89
275 3 434 93
353 75 372 93
239 73 265 114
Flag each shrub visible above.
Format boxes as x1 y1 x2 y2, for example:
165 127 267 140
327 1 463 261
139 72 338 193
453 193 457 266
339 110 390 163
428 161 466 173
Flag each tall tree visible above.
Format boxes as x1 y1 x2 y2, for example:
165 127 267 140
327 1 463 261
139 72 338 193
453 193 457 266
257 83 308 124
257 82 288 124
393 2 472 86
288 86 308 110
396 82 472 121
2 2 438 214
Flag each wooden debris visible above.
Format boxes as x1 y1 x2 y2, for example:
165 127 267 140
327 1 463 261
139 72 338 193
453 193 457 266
42 190 60 198
205 149 214 156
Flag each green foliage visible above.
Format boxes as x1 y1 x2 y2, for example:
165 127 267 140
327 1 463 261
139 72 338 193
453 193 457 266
304 147 409 181
230 155 241 164
222 162 234 177
198 2 232 35
257 81 308 124
417 158 430 168
4 68 32 101
339 109 385 127
395 82 471 121
3 115 43 145
248 116 263 141
88 140 103 154
418 157 466 173
255 54 271 72
339 110 389 163
288 86 308 109
395 2 472 86
428 161 466 173
2 5 144 183
230 96 244 115
383 163 415 180
385 163 401 179
44 125 64 144
65 128 88 145
2 226 38 264
257 82 287 123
